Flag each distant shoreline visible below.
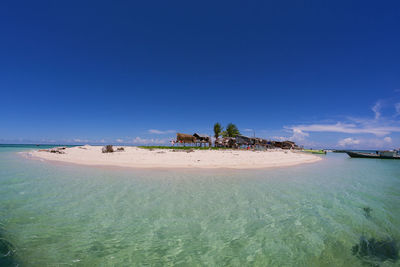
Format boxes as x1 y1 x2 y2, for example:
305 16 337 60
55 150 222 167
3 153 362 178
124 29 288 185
25 145 322 170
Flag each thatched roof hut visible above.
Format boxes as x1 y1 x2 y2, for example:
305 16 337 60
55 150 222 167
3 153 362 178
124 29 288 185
176 133 196 143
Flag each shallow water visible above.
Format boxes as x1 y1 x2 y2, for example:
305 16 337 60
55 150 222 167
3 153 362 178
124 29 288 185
0 146 399 266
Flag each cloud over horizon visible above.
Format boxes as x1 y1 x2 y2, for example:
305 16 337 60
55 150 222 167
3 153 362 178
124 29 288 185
131 137 170 145
395 102 400 117
148 129 176 134
338 137 360 147
338 136 393 148
287 122 400 136
283 99 400 148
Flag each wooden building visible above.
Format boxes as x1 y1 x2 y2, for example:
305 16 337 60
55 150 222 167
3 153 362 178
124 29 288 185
193 133 212 147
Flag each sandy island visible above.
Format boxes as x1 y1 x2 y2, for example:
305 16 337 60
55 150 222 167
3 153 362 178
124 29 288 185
26 145 322 169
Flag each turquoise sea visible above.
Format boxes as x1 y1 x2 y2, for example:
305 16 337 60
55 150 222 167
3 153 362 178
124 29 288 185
0 145 399 266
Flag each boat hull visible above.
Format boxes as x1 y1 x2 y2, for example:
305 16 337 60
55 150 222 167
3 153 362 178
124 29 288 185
346 151 400 159
303 149 326 154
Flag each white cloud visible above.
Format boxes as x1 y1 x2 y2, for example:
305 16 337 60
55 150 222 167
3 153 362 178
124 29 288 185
384 136 392 143
289 128 309 142
285 98 400 148
148 129 176 134
73 138 89 143
272 136 287 141
116 139 124 143
395 103 400 117
372 101 382 120
287 122 400 137
362 138 396 149
40 138 56 143
131 137 169 145
338 137 394 149
338 137 360 147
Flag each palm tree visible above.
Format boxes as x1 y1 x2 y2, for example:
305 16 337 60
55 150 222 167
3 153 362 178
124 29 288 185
223 123 240 137
213 122 223 139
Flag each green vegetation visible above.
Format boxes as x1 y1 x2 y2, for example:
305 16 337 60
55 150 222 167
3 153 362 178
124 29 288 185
222 123 240 137
138 146 229 150
213 122 223 139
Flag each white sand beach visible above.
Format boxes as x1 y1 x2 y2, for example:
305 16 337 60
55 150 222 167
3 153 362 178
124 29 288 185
28 145 322 169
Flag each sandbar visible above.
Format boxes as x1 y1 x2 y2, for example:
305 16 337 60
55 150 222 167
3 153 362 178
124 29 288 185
25 145 323 170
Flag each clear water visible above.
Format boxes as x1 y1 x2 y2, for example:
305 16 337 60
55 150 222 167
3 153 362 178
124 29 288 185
0 146 399 266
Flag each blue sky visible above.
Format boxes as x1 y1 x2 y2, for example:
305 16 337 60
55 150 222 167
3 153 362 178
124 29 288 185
1 1 400 149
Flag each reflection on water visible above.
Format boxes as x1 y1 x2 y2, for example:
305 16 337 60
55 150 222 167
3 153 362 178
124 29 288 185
0 148 399 266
